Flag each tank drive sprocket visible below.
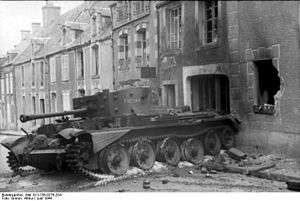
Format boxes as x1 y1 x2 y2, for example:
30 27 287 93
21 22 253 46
7 151 22 175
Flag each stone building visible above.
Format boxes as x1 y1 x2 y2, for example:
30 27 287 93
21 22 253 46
10 1 113 130
110 1 159 90
156 1 300 158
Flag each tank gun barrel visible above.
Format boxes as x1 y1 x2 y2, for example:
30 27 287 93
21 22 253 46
20 108 88 123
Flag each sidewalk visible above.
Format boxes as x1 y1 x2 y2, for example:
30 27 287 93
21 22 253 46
0 130 24 136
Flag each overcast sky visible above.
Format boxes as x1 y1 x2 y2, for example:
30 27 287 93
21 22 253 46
0 1 84 55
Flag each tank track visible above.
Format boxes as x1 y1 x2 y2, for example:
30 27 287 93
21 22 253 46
6 151 38 177
63 125 235 180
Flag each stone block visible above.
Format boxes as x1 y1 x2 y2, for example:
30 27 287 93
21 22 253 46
228 12 238 27
272 58 279 70
228 26 238 39
245 49 254 62
230 63 240 74
271 44 280 58
229 38 238 51
258 47 271 59
230 75 240 88
230 51 240 63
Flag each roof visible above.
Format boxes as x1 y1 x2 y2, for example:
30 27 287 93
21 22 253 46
12 1 114 65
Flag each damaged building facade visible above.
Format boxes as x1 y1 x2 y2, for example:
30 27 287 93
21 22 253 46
0 1 299 158
156 1 300 158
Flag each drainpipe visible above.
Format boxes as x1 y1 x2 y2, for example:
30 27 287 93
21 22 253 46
12 64 18 130
42 56 50 123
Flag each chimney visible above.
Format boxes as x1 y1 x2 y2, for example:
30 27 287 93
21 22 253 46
42 2 61 27
31 22 41 35
20 30 30 41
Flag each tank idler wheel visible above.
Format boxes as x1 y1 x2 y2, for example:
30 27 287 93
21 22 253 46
203 131 221 156
220 128 236 150
131 140 155 170
104 144 130 175
156 138 181 166
181 138 204 165
97 149 109 174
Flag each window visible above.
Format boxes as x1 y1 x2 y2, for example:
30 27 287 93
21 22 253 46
119 34 129 60
9 73 13 94
117 1 129 22
32 63 35 86
5 74 9 94
205 0 218 44
21 66 25 87
1 78 4 95
164 84 176 108
253 60 281 106
78 88 85 97
50 57 56 82
32 96 36 125
92 45 99 76
40 62 44 87
51 92 57 113
40 99 45 125
91 15 97 36
136 29 147 58
168 6 182 49
133 1 145 15
77 50 84 79
61 54 69 81
62 91 71 111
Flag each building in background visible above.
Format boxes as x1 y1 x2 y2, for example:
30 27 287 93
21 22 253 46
1 1 113 130
110 1 159 91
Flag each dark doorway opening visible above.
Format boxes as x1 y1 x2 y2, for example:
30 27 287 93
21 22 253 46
190 74 229 114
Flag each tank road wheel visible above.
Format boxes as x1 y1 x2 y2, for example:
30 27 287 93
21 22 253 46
104 144 130 175
203 131 221 156
181 138 204 165
131 140 155 170
156 138 181 166
220 128 236 150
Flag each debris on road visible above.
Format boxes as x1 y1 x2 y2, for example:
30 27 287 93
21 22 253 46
162 179 169 184
226 148 247 161
286 181 300 192
178 161 194 168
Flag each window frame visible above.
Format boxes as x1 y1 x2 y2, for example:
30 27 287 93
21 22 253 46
203 0 218 45
61 54 70 81
167 4 182 50
50 57 56 83
40 61 44 87
92 45 99 76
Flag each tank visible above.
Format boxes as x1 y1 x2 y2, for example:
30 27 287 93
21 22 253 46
1 85 241 178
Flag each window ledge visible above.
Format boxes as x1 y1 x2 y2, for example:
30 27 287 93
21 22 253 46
195 42 218 51
61 80 70 82
253 104 275 115
92 75 100 79
76 77 84 81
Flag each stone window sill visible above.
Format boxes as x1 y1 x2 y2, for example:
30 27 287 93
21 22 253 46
92 75 100 79
195 41 218 51
253 104 275 115
77 77 84 81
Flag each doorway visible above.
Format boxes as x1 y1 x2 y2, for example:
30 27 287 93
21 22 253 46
190 74 229 114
